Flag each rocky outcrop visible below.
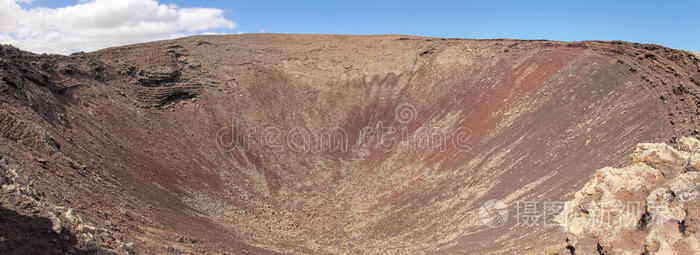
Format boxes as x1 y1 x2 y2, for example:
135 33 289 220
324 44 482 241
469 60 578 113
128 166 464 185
0 44 114 126
0 157 132 254
558 137 700 254
126 48 204 107
132 78 200 108
136 69 181 86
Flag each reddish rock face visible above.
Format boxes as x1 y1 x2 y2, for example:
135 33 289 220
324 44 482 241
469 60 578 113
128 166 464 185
0 35 699 254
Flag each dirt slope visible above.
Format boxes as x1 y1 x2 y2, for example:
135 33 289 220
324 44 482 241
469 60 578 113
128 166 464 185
1 34 699 254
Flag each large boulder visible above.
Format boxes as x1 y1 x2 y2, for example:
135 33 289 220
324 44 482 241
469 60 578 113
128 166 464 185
558 137 700 254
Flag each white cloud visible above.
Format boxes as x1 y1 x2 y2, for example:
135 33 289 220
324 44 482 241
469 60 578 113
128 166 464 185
0 0 237 54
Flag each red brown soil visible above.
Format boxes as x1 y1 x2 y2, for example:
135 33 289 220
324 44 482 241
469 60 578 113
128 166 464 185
1 34 699 254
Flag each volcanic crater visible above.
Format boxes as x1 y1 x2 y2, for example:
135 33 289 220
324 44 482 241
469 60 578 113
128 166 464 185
1 34 699 254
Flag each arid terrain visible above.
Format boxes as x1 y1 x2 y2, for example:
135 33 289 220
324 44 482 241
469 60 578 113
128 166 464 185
1 34 699 254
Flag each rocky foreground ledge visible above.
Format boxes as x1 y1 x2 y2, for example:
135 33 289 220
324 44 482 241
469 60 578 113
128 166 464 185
558 137 700 254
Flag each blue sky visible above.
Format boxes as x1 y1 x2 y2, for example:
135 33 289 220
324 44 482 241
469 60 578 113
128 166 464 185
13 0 700 53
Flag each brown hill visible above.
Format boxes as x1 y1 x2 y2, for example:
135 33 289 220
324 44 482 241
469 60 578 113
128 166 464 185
1 34 699 254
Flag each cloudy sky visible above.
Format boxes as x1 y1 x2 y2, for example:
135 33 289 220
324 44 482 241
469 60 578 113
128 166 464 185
1 0 698 55
0 0 237 54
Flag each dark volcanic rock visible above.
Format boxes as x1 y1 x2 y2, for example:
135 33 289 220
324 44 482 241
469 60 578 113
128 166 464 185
136 69 181 86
